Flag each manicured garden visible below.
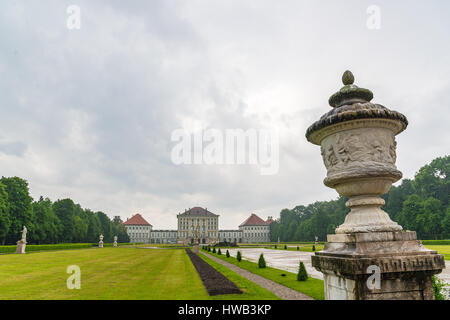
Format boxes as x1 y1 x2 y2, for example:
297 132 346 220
201 247 325 300
0 247 281 300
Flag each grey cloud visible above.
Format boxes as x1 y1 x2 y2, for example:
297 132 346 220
0 140 27 156
0 1 448 228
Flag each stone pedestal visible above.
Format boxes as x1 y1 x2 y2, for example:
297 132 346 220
15 240 26 254
193 244 199 254
99 241 103 248
305 71 445 300
313 231 445 300
113 241 117 247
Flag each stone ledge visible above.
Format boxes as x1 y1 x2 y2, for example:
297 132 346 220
312 253 445 278
327 231 417 243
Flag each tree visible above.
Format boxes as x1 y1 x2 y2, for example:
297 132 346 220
442 207 450 239
258 254 266 268
96 211 112 242
112 217 129 243
413 156 449 206
217 248 222 255
1 177 33 244
236 251 242 262
53 199 76 242
297 261 308 281
0 182 10 245
31 197 61 244
85 209 102 242
226 250 230 258
398 194 424 232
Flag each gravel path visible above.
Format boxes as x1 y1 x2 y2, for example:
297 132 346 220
201 252 314 300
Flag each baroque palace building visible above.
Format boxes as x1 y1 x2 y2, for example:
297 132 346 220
122 207 273 244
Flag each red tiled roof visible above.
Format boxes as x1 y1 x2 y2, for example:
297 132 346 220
123 213 152 226
178 207 218 217
239 213 269 227
266 217 274 224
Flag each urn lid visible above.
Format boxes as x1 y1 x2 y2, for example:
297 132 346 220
305 70 408 145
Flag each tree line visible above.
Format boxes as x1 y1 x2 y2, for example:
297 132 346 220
270 155 449 241
0 177 129 245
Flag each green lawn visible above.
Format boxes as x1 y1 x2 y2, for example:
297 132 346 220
0 247 269 300
425 245 450 260
203 249 324 300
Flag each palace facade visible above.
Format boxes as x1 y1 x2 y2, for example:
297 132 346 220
122 207 273 244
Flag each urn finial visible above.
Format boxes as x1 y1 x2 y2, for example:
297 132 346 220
328 70 374 108
342 70 354 85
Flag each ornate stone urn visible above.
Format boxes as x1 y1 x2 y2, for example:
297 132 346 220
306 70 407 234
306 71 445 300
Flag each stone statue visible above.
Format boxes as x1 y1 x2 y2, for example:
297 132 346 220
314 236 318 246
99 234 104 248
21 226 27 241
16 225 27 254
306 71 444 300
113 236 118 247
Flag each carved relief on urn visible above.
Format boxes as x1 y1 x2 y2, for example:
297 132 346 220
306 71 408 234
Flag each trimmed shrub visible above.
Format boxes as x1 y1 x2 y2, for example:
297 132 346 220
312 245 316 252
212 247 216 253
284 245 287 250
296 246 300 251
208 246 211 252
274 245 277 249
226 250 230 258
297 261 308 281
218 248 222 255
237 251 242 262
422 240 450 245
258 254 266 268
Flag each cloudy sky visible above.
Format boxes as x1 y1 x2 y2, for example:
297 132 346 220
0 0 449 229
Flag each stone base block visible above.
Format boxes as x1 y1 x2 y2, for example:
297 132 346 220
313 231 445 300
113 242 117 247
193 244 199 254
16 241 26 254
99 241 104 248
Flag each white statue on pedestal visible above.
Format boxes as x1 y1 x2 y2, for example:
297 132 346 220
16 226 27 254
113 236 118 247
99 234 104 248
22 226 27 241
